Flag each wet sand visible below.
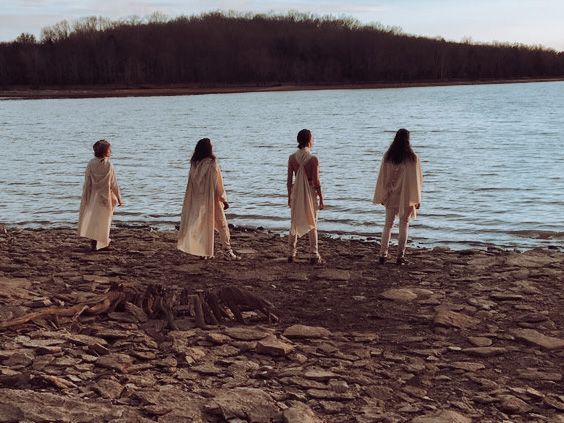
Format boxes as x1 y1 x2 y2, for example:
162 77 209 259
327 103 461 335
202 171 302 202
2 78 564 100
0 226 563 422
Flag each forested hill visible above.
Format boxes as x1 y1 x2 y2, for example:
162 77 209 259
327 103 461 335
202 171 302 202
1 12 564 88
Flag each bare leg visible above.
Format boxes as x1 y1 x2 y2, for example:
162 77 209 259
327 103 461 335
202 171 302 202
288 233 298 258
380 207 397 257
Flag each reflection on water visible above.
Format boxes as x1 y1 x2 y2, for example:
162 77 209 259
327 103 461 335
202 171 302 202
1 81 563 249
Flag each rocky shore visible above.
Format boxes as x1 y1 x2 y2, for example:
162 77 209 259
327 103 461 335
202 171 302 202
0 226 563 422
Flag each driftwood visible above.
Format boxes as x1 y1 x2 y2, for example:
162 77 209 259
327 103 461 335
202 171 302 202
0 283 278 331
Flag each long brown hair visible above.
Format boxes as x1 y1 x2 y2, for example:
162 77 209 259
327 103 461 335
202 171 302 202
384 128 416 164
191 138 216 163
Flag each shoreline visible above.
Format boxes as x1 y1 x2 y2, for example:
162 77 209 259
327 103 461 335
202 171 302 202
2 77 564 100
0 226 563 421
3 222 562 253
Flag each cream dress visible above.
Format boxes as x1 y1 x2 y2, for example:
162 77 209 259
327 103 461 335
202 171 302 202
78 158 122 250
177 158 229 257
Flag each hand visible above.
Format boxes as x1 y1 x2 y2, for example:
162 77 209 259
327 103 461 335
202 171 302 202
416 203 420 209
319 200 325 210
223 202 229 210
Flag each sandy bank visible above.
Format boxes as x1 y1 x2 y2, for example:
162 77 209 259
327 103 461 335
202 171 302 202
2 78 564 100
0 226 563 422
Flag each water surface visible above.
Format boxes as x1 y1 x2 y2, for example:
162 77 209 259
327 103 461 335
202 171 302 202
1 81 563 249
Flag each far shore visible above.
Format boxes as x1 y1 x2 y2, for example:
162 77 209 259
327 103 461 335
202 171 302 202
2 77 564 100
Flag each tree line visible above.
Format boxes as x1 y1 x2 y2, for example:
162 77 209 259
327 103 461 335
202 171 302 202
1 12 563 88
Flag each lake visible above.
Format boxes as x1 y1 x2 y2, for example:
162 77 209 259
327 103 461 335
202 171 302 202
1 81 563 249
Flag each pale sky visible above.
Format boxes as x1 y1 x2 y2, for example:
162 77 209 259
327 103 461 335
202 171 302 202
1 0 563 51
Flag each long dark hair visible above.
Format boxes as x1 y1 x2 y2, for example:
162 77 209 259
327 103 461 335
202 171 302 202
191 138 216 163
297 129 312 149
384 128 416 164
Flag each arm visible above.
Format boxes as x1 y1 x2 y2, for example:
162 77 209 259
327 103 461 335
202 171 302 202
215 163 228 206
80 163 92 209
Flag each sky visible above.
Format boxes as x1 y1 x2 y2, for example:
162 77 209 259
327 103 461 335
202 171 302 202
1 0 563 51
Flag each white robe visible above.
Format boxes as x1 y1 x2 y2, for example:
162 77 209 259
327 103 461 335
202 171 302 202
177 158 228 257
78 158 121 250
289 148 318 237
373 156 423 218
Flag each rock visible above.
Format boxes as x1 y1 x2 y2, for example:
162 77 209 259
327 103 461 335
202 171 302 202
206 387 279 422
94 378 124 399
283 402 323 423
411 409 471 423
434 306 480 329
449 361 486 372
224 327 270 341
2 351 34 367
256 335 295 356
490 292 524 301
0 389 124 421
467 336 492 347
192 364 223 376
184 347 207 365
380 288 418 302
207 332 232 344
304 369 339 381
283 324 332 339
462 347 507 357
544 396 564 412
511 328 564 350
497 394 531 414
306 389 355 400
96 353 134 373
317 269 350 281
0 403 24 422
518 369 562 382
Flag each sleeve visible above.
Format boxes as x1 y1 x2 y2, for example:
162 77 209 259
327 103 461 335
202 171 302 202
372 160 387 204
80 163 92 209
287 155 294 191
215 163 228 203
110 163 122 205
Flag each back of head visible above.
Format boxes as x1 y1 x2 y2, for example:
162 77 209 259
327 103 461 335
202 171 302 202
93 139 111 158
191 138 215 163
384 128 416 164
297 129 312 149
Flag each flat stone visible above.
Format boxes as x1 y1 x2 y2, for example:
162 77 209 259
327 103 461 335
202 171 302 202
283 402 323 423
380 288 418 302
497 394 531 414
256 336 295 356
449 361 486 372
316 269 351 281
304 369 339 382
411 410 471 423
2 351 35 367
283 324 332 339
224 327 270 341
462 347 507 357
306 389 354 400
468 336 493 347
518 369 562 382
93 378 124 399
207 332 232 344
490 292 525 301
206 387 279 422
192 364 223 376
434 306 480 329
95 353 134 373
0 403 24 422
511 328 564 350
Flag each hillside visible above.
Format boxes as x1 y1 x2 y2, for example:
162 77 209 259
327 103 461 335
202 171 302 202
1 12 564 88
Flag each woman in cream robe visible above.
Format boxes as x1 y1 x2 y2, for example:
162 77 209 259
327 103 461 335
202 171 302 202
78 140 122 251
373 128 422 265
177 138 235 259
287 129 324 264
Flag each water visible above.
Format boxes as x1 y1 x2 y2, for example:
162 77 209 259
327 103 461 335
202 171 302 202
1 82 563 249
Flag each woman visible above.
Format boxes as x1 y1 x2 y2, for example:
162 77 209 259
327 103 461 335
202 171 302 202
373 128 423 265
177 138 237 259
78 139 123 251
287 129 325 264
